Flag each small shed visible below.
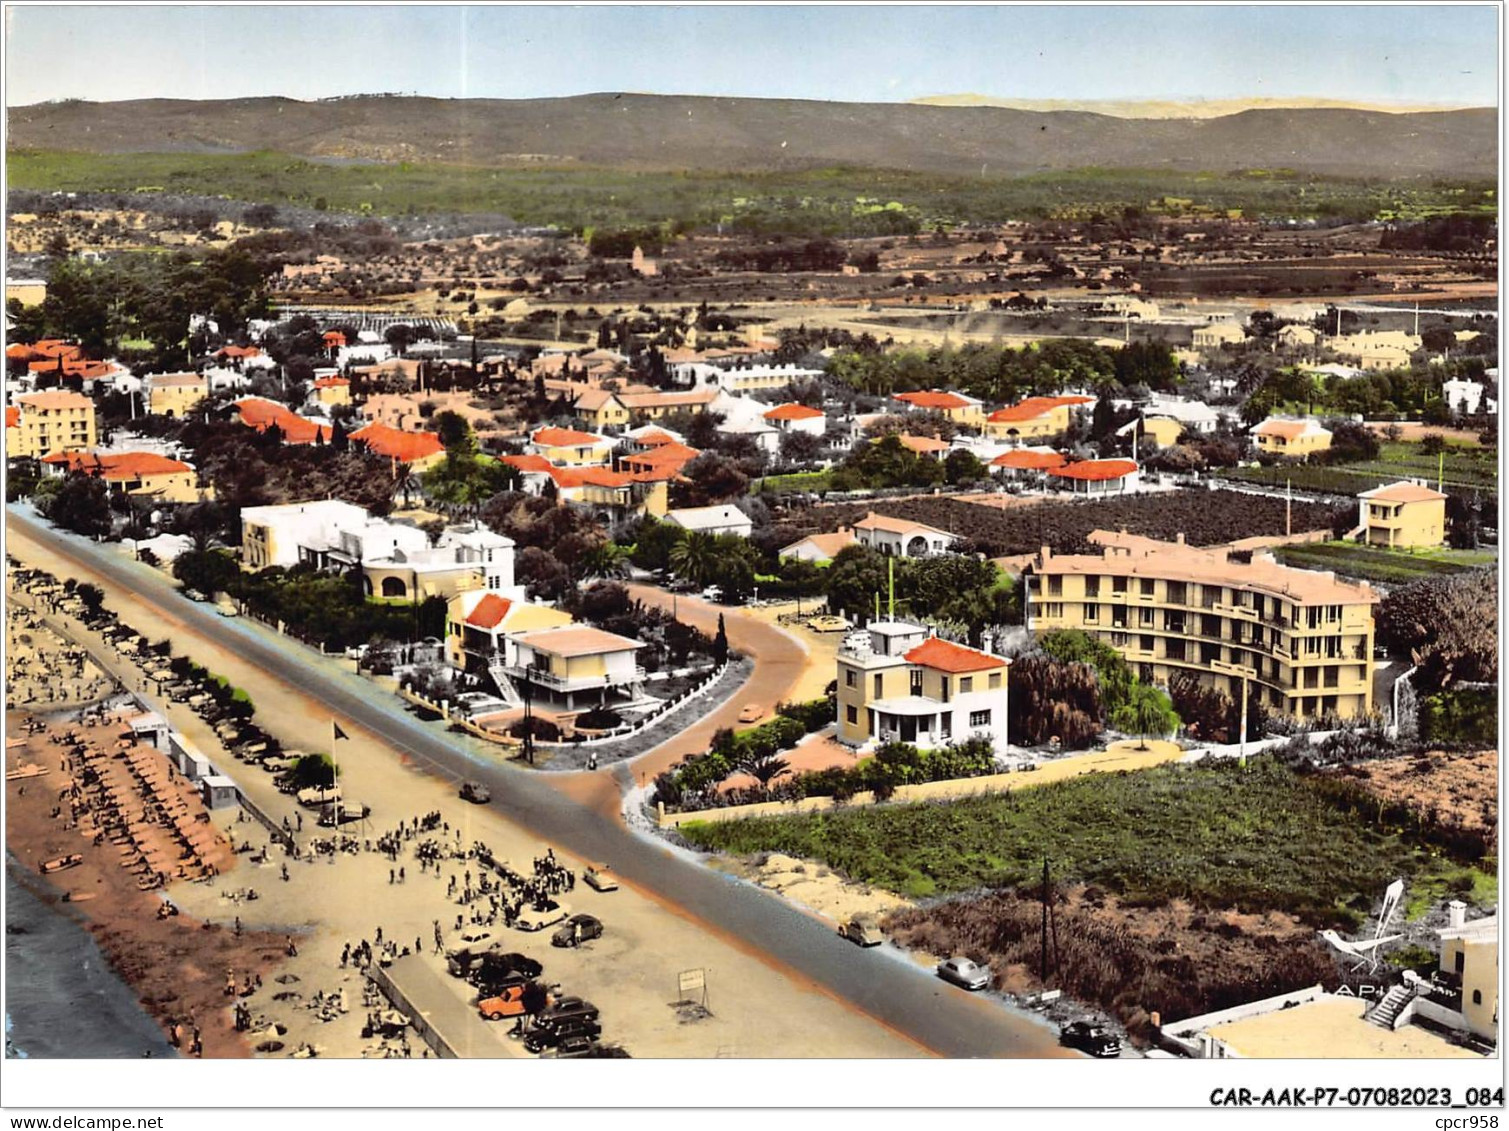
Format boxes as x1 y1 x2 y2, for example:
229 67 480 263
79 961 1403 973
126 711 169 750
201 775 239 810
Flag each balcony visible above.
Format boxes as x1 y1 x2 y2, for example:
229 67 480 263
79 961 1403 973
503 663 647 692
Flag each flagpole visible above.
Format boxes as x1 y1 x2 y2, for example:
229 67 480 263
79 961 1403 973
330 717 340 861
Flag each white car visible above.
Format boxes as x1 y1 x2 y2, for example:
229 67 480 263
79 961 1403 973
514 901 569 932
936 956 991 991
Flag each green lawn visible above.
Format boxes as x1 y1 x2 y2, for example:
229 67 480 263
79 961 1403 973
754 470 834 494
679 758 1490 927
1219 441 1498 503
1273 541 1496 584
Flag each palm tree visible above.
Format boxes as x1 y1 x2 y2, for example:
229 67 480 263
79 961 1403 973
669 531 718 586
580 541 630 582
391 462 422 510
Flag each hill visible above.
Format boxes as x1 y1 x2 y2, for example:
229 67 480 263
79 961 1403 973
910 94 1480 119
6 94 1497 179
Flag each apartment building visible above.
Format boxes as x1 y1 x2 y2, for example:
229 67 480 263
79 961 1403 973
835 620 1010 751
1357 481 1448 548
1026 532 1377 720
8 390 97 459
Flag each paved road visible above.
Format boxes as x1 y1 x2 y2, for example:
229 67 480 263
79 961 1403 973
7 508 1071 1059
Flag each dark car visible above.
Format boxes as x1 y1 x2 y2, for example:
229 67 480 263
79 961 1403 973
536 996 599 1028
524 1018 602 1054
551 914 604 948
1060 1021 1123 1058
459 781 491 804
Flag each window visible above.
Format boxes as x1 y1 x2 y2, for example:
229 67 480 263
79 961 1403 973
939 677 950 702
1166 582 1186 605
1201 642 1221 664
1047 576 1063 597
846 705 858 725
1140 635 1154 653
959 677 973 694
1112 576 1127 595
1140 578 1155 597
910 669 924 696
988 672 1002 689
1473 990 1483 1006
1084 576 1100 598
845 669 857 689
969 709 991 728
1455 951 1465 974
1084 604 1099 623
1165 640 1186 662
873 674 883 698
1139 608 1154 627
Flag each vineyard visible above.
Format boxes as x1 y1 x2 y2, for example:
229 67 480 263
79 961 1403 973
1273 542 1496 586
768 489 1351 558
1219 442 1498 505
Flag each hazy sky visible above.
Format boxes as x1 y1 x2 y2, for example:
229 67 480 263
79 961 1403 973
4 4 1500 107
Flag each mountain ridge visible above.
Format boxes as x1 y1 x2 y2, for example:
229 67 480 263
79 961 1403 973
6 93 1496 179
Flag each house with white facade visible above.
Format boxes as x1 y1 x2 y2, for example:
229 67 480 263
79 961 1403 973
664 504 754 539
852 512 956 557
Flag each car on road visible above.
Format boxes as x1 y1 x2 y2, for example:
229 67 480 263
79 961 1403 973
936 956 991 991
551 914 604 948
583 866 618 892
459 781 491 804
514 900 568 932
837 916 884 947
737 704 764 725
1060 1021 1123 1058
216 602 239 617
183 588 207 602
806 615 849 633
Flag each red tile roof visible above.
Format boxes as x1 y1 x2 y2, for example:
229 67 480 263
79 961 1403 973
764 403 825 421
322 331 348 346
1362 482 1447 504
233 397 332 444
348 422 445 463
988 395 1094 423
216 345 262 359
465 593 515 630
502 454 585 488
41 451 192 481
1050 458 1139 482
903 636 1007 674
575 467 634 489
621 441 699 476
5 407 18 429
894 391 974 411
313 376 350 389
532 426 606 448
896 434 951 454
991 449 1067 470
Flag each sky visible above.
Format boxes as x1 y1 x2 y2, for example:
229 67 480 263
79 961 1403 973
3 3 1500 107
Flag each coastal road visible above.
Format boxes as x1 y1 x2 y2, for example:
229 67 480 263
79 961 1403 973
7 508 1071 1059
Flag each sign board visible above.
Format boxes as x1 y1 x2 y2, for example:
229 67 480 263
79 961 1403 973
677 968 706 996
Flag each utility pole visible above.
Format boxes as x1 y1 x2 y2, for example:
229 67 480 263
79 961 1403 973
1286 477 1292 537
1238 675 1250 768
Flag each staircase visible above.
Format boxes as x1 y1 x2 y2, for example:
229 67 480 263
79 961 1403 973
487 661 523 707
1365 984 1415 1029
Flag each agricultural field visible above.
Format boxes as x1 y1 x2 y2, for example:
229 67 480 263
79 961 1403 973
768 489 1350 558
679 759 1493 926
1273 542 1496 585
1219 442 1498 503
8 149 1497 233
1322 749 1497 860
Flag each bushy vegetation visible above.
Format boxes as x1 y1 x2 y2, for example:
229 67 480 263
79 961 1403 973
822 546 1015 641
232 564 447 651
1377 571 1497 692
1273 542 1494 585
1418 687 1497 747
679 757 1486 921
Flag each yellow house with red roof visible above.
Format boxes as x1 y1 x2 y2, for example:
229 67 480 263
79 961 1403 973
40 450 210 504
892 390 985 427
528 426 614 466
348 422 447 470
1252 416 1332 458
836 620 1011 751
8 390 97 459
985 395 1095 443
445 589 573 673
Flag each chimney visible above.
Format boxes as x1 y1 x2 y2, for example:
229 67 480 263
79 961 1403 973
1448 900 1466 929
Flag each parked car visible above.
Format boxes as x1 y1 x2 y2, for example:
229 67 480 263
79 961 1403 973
1060 1021 1123 1058
583 866 618 892
837 916 884 947
551 914 604 949
514 900 568 932
459 781 491 804
478 984 535 1020
524 1018 601 1053
936 956 991 991
807 615 849 633
546 1033 600 1058
737 703 764 725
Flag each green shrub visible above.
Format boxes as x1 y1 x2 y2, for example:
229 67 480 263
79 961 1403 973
1419 688 1497 746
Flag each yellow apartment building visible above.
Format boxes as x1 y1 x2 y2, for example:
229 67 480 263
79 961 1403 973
1434 910 1498 1044
40 451 210 504
147 373 210 418
8 390 97 459
985 395 1095 443
1253 416 1332 458
1357 481 1447 548
1027 532 1377 720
